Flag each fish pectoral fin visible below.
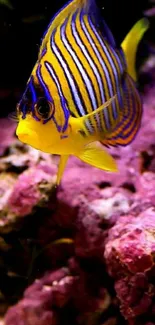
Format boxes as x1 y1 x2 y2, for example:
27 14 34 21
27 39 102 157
56 155 69 185
76 142 118 172
69 95 116 134
79 95 116 123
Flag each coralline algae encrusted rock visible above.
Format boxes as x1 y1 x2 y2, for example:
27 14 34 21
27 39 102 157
104 208 155 324
135 172 155 204
4 260 114 325
0 165 56 233
73 187 132 260
8 166 56 216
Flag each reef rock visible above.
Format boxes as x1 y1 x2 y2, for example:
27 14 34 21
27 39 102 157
0 165 56 234
104 207 155 324
4 260 116 325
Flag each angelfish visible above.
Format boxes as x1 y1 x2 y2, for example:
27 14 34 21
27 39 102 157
15 0 149 184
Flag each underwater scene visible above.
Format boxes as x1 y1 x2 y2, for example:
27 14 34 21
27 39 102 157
0 0 155 324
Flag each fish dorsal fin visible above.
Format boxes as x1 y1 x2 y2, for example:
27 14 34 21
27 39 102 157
84 0 116 48
121 18 149 81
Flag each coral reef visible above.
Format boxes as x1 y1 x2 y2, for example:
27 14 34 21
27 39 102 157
0 58 155 324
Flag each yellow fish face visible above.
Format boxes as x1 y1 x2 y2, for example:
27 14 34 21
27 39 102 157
15 74 71 155
16 114 60 153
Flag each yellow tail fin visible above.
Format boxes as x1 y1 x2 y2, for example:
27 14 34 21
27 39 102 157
121 18 149 81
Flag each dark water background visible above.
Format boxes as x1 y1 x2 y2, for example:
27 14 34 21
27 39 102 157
0 0 154 117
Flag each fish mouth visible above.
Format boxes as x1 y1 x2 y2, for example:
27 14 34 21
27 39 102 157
16 123 58 153
16 129 52 152
16 127 39 147
17 134 42 151
17 133 30 143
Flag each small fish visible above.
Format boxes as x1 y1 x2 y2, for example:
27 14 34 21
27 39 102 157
15 0 149 185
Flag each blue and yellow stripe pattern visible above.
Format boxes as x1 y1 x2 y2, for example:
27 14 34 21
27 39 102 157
19 0 143 147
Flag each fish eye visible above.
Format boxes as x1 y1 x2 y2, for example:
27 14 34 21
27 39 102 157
34 98 54 120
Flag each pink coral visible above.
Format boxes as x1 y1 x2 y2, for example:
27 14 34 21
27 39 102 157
104 208 155 323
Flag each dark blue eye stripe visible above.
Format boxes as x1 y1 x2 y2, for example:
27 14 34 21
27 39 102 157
36 64 53 103
29 77 37 105
44 60 70 132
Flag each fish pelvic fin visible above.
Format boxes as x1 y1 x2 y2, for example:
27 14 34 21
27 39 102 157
57 155 69 185
76 142 118 172
121 18 149 81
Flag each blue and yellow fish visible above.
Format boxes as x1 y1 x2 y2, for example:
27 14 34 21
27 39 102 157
15 0 149 184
